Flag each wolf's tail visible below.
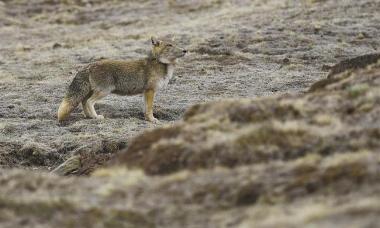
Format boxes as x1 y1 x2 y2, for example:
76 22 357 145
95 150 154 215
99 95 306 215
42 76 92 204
57 70 91 121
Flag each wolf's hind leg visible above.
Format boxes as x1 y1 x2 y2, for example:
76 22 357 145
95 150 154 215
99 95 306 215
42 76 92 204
86 90 108 119
82 91 93 118
82 102 92 118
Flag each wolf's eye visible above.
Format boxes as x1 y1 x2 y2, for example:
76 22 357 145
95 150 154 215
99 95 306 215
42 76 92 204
167 44 173 47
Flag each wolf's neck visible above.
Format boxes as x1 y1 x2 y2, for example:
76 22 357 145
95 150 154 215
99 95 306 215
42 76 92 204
146 53 175 79
147 51 156 61
165 64 175 79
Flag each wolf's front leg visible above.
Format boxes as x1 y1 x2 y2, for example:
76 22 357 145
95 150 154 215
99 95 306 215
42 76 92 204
144 89 159 123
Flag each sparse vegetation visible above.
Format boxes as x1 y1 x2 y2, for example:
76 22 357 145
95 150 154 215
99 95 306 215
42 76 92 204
0 0 379 227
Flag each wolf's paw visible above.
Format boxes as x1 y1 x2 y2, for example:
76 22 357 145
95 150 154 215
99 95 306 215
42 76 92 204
151 118 160 124
96 115 104 119
146 116 160 124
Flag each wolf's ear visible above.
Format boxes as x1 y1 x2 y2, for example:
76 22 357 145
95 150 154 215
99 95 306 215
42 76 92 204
151 36 160 46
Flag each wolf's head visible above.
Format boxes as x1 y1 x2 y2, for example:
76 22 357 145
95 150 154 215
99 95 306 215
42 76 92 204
151 36 187 64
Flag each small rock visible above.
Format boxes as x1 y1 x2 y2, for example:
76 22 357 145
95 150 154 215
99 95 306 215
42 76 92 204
282 57 290 65
357 32 370 40
52 155 81 175
52 43 62 49
322 64 332 71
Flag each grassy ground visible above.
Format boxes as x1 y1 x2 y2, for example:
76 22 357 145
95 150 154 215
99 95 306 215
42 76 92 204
1 0 379 171
0 0 380 227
